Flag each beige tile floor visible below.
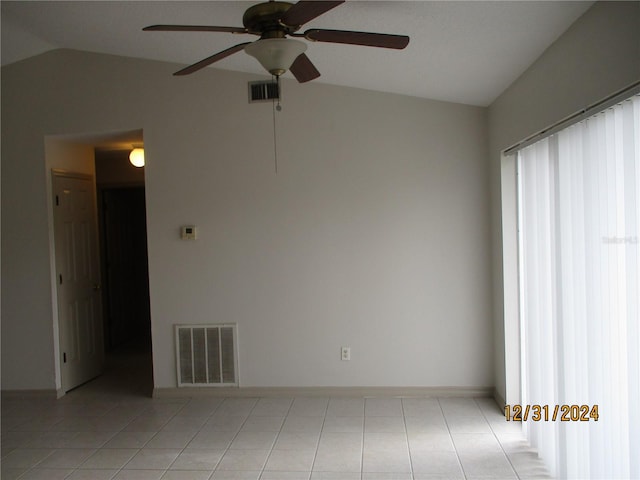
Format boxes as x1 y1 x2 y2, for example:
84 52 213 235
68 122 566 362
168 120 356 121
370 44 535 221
1 351 551 480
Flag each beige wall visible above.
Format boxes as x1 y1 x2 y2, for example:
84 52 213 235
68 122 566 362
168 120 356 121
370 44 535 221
488 1 640 403
1 49 491 391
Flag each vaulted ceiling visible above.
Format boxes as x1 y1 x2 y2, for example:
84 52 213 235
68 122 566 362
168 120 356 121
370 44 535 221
1 1 593 106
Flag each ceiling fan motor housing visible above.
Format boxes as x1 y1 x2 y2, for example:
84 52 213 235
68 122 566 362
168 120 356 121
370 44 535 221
243 1 296 37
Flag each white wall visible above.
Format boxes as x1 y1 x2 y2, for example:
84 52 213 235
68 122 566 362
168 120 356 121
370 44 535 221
488 1 640 403
2 48 491 391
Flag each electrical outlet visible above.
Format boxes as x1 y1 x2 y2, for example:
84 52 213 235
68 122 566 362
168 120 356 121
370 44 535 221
341 346 351 361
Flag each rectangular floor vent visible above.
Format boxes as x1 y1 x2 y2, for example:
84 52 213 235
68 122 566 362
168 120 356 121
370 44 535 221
175 324 238 387
248 80 280 103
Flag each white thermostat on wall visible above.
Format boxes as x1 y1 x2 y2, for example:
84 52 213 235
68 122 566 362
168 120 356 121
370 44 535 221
181 225 197 240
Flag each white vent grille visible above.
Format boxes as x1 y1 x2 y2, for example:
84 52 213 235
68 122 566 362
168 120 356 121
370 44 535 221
248 80 280 103
175 324 238 387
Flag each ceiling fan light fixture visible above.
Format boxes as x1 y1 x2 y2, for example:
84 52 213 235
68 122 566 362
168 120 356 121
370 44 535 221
245 38 307 77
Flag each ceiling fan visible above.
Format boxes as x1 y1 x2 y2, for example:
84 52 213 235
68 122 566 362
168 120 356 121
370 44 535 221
143 0 410 82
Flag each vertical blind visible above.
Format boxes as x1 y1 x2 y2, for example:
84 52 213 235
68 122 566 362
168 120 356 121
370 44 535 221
517 94 639 479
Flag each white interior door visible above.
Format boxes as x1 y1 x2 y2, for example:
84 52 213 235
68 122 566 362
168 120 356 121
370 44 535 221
53 171 104 392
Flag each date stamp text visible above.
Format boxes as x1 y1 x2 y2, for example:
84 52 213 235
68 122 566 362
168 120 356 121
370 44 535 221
505 404 599 422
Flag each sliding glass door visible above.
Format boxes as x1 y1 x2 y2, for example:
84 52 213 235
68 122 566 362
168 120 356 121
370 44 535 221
516 93 639 479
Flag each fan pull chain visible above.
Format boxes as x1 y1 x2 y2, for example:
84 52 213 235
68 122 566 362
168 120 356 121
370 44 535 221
275 75 282 112
272 75 281 174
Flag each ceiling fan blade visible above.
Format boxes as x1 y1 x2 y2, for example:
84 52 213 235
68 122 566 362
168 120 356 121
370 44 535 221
304 29 409 49
280 1 344 27
290 53 321 83
174 42 252 76
143 25 248 34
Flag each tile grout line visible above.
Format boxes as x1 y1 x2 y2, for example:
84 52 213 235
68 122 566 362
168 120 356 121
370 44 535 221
259 396 296 480
301 397 330 480
438 397 468 480
400 397 416 480
113 396 171 476
475 397 524 480
360 399 366 480
162 396 210 475
212 397 259 476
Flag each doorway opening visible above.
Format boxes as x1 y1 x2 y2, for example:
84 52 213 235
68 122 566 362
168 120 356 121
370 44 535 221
100 187 150 351
47 129 153 397
94 146 153 395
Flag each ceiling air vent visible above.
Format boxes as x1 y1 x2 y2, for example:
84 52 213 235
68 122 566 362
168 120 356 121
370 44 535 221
249 80 280 103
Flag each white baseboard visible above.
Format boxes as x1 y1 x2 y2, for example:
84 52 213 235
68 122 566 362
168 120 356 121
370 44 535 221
493 389 506 410
153 386 493 398
1 386 494 400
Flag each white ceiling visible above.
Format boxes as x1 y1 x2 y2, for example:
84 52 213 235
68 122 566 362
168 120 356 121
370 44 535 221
1 1 593 106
